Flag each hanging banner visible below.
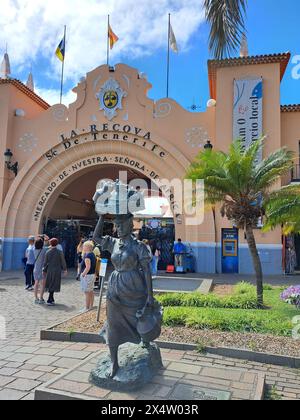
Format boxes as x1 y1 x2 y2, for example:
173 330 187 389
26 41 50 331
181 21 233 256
233 78 263 162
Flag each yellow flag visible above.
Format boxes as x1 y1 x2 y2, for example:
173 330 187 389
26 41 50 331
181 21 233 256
108 24 119 49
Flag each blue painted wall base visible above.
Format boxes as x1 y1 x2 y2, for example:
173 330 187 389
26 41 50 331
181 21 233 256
1 239 283 275
186 242 283 275
2 238 27 271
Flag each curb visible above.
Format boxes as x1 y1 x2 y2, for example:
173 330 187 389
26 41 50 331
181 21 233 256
41 325 300 369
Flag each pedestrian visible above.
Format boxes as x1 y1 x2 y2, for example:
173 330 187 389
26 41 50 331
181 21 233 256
92 241 101 289
76 238 85 281
173 238 186 270
33 238 47 304
80 241 96 312
151 241 161 277
142 239 152 257
24 236 35 291
43 238 67 306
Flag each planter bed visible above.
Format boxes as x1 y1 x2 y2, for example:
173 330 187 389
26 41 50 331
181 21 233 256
40 308 300 368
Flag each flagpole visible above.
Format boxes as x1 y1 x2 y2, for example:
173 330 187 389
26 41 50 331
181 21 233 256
59 25 66 104
107 15 110 66
166 13 171 98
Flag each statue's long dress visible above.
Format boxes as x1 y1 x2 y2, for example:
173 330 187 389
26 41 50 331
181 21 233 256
99 236 151 347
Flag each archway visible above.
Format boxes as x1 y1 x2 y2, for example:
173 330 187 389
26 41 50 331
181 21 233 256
1 138 190 270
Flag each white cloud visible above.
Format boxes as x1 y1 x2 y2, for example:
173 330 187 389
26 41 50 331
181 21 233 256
0 0 205 86
35 86 77 106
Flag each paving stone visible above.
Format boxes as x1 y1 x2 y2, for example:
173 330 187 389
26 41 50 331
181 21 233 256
168 362 201 375
153 385 173 398
67 344 88 351
21 393 35 400
15 347 39 354
0 352 15 360
0 367 19 376
18 365 38 373
65 370 90 384
0 389 27 400
242 373 257 383
14 370 44 380
79 363 98 373
281 391 297 399
34 366 56 373
53 368 69 375
4 354 33 363
151 375 179 387
107 392 137 400
232 389 251 400
33 348 60 356
38 373 58 383
1 346 22 353
158 369 185 379
232 381 254 391
55 350 92 360
84 386 110 399
0 375 16 387
7 378 41 392
201 367 242 382
27 355 59 366
51 357 83 369
4 362 23 369
50 379 90 394
184 374 231 387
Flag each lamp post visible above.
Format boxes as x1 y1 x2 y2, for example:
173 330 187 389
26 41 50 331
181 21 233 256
4 149 18 177
204 140 213 150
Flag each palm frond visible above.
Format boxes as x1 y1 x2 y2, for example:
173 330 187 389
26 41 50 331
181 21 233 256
205 0 248 59
263 186 300 233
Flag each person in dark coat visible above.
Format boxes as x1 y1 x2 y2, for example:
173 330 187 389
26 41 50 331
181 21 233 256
43 238 67 306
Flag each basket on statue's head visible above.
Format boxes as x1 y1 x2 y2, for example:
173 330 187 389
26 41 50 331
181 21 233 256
93 180 146 216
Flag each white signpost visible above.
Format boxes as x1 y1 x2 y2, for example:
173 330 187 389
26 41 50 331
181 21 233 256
233 78 263 163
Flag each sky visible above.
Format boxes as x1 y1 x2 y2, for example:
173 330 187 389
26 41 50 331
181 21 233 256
0 0 299 108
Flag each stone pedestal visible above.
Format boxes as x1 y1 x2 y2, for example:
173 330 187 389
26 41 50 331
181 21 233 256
89 343 163 392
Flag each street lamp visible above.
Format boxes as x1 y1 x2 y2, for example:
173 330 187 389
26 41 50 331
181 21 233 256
204 140 213 150
4 149 18 177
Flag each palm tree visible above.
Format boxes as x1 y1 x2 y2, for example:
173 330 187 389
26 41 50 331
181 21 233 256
186 139 294 306
264 185 300 235
204 0 248 59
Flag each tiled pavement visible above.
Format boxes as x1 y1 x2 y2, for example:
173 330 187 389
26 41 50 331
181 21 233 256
1 272 300 400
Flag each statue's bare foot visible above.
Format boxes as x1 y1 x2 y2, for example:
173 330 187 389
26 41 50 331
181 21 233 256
106 362 119 379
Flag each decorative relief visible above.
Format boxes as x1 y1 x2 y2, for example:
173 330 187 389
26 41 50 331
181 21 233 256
122 74 130 89
18 133 38 153
185 127 209 149
52 106 67 122
96 78 128 121
154 102 172 119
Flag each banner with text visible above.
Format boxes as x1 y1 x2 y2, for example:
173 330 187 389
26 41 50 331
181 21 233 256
233 78 263 162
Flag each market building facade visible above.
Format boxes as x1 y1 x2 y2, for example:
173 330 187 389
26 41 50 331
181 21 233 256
0 51 299 274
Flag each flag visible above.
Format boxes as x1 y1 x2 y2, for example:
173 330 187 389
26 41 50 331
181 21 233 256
55 36 66 62
108 24 119 50
169 24 178 53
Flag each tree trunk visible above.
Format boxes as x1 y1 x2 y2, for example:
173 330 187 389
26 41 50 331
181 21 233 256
245 225 264 307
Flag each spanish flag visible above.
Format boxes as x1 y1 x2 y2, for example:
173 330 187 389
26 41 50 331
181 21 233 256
108 24 119 50
55 36 66 62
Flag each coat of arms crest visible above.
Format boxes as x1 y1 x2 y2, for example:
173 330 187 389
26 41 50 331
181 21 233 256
96 78 127 120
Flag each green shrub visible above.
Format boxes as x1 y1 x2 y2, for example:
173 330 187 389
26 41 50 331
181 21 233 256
162 307 293 336
157 289 258 310
233 282 256 295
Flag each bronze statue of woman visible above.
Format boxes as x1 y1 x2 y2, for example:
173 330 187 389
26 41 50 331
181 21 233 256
93 213 155 379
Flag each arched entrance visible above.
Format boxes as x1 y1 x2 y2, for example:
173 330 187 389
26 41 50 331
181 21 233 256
0 138 190 270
